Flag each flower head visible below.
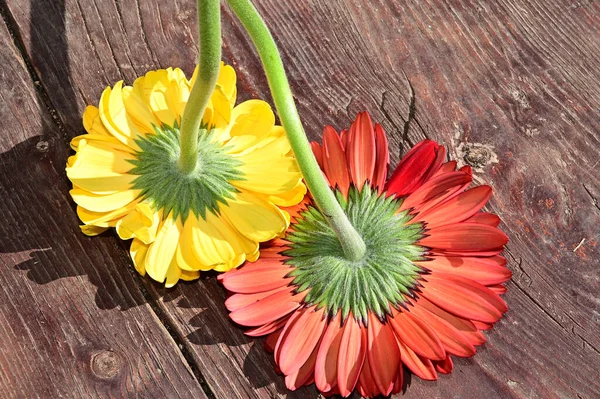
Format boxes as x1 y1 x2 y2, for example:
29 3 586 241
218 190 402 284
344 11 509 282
220 112 510 397
66 63 306 286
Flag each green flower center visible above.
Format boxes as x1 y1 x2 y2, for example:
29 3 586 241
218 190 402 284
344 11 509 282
129 124 244 221
285 186 427 324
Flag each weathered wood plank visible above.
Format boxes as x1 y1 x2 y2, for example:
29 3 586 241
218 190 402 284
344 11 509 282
0 11 207 399
2 0 598 398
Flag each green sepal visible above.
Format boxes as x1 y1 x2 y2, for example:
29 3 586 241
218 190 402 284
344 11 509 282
285 185 427 324
128 123 244 221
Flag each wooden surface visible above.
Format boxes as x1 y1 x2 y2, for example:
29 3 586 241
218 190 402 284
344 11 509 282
0 0 598 398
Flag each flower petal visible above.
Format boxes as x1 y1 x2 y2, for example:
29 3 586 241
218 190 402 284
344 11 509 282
315 312 343 392
415 186 492 227
222 191 288 242
372 124 389 191
279 306 326 375
115 202 160 244
145 215 180 283
396 338 438 380
386 139 442 197
367 313 399 396
421 273 508 323
419 223 508 252
70 188 140 213
322 125 350 196
229 288 304 327
389 309 445 360
346 112 376 190
337 316 367 397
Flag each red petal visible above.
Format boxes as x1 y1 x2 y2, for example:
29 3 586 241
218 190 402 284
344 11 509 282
285 339 320 390
434 355 454 374
265 329 283 353
221 265 294 294
488 284 508 295
225 285 293 312
409 304 476 357
337 316 367 396
229 289 305 327
392 365 404 396
357 352 377 398
311 141 324 169
372 124 389 191
340 129 348 149
400 171 472 212
315 313 343 392
367 313 400 396
396 338 438 380
386 139 441 197
465 212 501 227
279 306 327 375
275 309 304 362
389 309 445 360
419 223 508 252
472 320 493 330
346 112 376 190
433 160 457 177
420 273 508 324
415 186 492 228
322 125 351 196
245 315 290 337
418 256 512 286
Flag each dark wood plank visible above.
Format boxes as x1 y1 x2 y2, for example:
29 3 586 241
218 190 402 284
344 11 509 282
2 0 598 398
0 11 207 399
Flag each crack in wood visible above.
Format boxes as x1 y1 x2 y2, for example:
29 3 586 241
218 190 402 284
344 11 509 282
583 183 600 213
0 0 67 140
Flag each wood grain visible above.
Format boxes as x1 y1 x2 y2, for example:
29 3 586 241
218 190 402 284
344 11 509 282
1 0 598 398
0 7 207 398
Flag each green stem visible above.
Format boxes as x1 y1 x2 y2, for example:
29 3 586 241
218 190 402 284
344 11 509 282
178 0 222 174
225 0 366 261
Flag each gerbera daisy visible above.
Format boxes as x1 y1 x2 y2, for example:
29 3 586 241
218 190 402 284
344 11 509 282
220 112 510 397
66 63 305 286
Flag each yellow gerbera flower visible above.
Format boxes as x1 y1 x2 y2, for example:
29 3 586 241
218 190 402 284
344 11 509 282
66 63 306 286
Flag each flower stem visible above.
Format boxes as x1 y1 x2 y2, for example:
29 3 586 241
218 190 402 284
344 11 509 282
178 0 222 174
225 0 366 261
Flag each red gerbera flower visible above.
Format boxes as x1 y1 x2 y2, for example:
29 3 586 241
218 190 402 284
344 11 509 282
219 112 510 397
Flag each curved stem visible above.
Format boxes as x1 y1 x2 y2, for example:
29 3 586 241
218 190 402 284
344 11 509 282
225 0 366 261
178 0 222 174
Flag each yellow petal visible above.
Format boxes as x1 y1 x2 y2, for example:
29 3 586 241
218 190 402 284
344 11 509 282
130 238 149 276
137 69 179 127
121 85 160 133
70 133 122 151
175 218 200 271
77 199 141 227
213 253 246 273
208 87 232 129
145 214 180 283
83 106 111 136
164 258 182 288
189 213 237 269
115 202 160 244
215 100 274 147
221 191 288 242
80 225 108 236
99 82 143 149
216 63 237 108
180 269 200 282
168 68 190 120
267 182 307 207
66 139 137 194
70 188 141 213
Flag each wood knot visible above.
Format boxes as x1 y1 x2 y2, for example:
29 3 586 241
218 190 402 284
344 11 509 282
91 350 122 379
464 146 491 167
35 140 49 153
455 141 499 172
